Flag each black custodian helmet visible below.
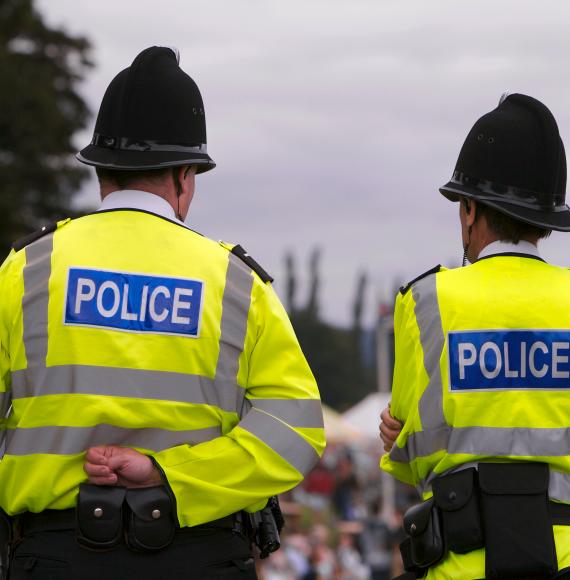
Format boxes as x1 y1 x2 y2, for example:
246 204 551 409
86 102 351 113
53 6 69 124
77 46 215 173
440 93 570 231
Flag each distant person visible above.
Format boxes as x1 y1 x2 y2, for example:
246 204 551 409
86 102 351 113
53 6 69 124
360 499 395 580
332 454 359 520
379 94 570 579
0 46 325 579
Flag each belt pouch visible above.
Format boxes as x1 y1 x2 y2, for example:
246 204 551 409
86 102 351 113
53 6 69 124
479 463 557 580
432 468 484 553
125 486 175 552
76 483 126 550
403 498 444 569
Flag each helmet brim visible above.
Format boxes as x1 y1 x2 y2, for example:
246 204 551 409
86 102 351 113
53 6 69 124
440 181 570 232
76 145 215 174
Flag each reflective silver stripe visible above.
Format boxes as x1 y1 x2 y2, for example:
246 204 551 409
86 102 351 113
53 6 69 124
240 408 320 474
447 426 570 457
389 425 449 463
5 424 222 456
412 276 446 430
547 470 570 504
246 398 324 428
217 254 253 415
11 365 242 413
389 275 448 466
22 234 54 369
392 423 570 463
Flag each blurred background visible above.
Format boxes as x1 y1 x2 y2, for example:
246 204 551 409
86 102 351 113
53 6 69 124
2 1 570 577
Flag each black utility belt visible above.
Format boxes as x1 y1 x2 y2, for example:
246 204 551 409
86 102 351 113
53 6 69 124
401 463 570 580
11 486 282 559
13 484 230 553
16 484 180 553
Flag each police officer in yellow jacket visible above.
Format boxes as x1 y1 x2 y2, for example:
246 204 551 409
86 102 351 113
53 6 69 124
0 46 325 579
380 94 570 579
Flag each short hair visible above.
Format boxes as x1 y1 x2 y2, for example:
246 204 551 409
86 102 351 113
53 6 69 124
471 200 552 243
95 167 171 190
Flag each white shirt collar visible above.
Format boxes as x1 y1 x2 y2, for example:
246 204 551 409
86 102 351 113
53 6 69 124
477 240 542 260
98 189 184 224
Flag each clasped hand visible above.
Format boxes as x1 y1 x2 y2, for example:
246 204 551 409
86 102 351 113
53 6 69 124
83 445 163 488
379 404 403 452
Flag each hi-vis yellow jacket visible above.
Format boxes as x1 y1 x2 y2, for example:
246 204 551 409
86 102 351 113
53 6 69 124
0 209 325 526
381 254 570 578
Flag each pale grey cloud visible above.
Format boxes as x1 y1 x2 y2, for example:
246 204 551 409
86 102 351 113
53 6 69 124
38 0 570 324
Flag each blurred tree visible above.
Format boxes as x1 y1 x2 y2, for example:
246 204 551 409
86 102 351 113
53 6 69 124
288 250 375 411
306 247 321 319
352 271 367 334
0 0 92 257
284 251 297 314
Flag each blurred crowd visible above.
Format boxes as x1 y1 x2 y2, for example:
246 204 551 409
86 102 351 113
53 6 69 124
256 442 418 580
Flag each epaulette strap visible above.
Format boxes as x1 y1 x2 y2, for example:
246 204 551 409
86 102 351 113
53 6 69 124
400 264 442 296
12 222 58 252
231 244 274 284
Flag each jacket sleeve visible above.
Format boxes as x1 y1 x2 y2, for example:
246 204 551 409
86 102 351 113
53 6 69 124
0 252 16 457
151 276 326 527
380 288 429 486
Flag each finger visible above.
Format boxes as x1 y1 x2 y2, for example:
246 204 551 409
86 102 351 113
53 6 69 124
380 422 401 441
83 462 113 478
381 410 402 429
106 449 133 472
380 430 393 447
85 447 108 465
86 473 118 486
380 433 393 451
380 407 403 429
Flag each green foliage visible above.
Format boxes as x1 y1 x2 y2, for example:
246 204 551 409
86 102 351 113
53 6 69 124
286 249 376 411
0 0 92 257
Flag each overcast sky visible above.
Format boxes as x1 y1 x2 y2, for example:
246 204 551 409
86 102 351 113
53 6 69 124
37 0 570 325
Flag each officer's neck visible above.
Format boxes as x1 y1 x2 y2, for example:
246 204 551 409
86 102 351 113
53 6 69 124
466 214 540 261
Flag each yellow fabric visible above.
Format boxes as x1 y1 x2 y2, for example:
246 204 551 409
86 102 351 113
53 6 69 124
0 211 325 525
380 256 570 576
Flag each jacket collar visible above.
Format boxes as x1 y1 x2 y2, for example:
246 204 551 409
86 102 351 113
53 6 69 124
98 189 184 224
477 240 542 260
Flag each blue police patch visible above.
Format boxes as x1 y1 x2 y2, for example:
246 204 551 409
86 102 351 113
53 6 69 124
65 268 204 337
448 330 570 391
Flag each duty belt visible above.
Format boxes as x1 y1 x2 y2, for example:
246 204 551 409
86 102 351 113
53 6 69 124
17 509 240 536
11 484 245 556
399 463 570 580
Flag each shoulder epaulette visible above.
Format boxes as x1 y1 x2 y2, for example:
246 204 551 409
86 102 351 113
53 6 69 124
12 222 59 252
230 244 274 284
399 264 442 296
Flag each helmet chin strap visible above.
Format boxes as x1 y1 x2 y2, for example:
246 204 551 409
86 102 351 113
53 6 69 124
462 225 472 267
177 196 183 222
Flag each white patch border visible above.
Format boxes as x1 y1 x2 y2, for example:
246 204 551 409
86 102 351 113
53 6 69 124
447 328 570 393
63 266 205 339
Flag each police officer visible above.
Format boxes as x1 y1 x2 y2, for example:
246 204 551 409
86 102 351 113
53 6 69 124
379 94 570 579
0 46 325 579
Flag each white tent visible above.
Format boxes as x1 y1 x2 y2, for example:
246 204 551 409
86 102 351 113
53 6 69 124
342 392 391 440
322 404 366 443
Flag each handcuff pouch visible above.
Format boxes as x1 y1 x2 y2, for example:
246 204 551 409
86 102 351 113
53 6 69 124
432 468 484 553
76 483 126 550
125 486 175 552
